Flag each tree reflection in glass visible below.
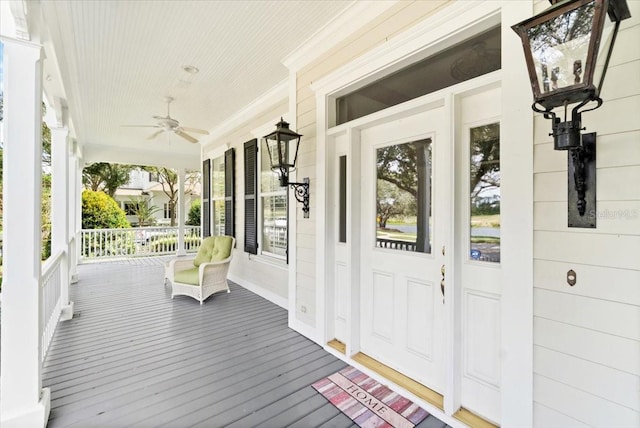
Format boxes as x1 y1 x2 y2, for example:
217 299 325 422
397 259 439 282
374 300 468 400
527 2 594 94
470 123 500 263
376 139 432 253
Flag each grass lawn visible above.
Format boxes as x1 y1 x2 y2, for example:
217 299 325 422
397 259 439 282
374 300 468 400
470 214 500 228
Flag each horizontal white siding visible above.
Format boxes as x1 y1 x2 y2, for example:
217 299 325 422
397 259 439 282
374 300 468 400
532 3 640 426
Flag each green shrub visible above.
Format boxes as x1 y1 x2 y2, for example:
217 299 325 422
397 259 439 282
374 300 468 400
149 236 202 252
186 199 201 226
82 190 130 229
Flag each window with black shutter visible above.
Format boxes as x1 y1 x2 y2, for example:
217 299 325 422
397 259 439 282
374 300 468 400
224 148 235 238
202 159 211 237
244 139 258 254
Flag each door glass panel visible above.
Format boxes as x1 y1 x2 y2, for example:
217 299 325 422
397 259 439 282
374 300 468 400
339 155 347 243
376 139 432 253
469 123 500 263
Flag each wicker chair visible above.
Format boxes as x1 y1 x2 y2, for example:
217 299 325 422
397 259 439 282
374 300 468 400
167 235 235 304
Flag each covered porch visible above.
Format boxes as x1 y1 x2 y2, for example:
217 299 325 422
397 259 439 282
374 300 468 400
43 257 449 428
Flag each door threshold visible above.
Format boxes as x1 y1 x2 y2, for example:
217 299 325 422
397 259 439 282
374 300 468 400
352 352 444 410
454 407 499 428
327 339 346 354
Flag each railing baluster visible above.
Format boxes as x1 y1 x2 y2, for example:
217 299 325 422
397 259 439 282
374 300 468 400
79 226 201 260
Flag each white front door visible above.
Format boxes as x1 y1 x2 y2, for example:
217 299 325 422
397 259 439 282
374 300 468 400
359 105 449 393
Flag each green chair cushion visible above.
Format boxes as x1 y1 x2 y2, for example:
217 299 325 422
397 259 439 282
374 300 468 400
174 267 199 285
193 235 234 267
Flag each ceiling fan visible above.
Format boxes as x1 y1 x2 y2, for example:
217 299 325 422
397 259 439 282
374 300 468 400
122 96 209 143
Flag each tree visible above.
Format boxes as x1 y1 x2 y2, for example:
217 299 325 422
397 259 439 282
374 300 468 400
377 140 432 252
82 163 134 197
127 196 160 227
146 167 199 227
41 174 52 260
376 180 415 229
469 124 500 203
82 190 130 229
186 199 201 226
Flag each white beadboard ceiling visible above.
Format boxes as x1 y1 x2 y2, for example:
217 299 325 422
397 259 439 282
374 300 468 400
37 0 353 168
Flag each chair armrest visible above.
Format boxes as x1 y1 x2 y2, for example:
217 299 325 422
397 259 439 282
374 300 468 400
168 256 196 279
198 256 233 283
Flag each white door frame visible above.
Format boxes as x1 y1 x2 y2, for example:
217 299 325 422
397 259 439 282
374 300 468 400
311 1 533 425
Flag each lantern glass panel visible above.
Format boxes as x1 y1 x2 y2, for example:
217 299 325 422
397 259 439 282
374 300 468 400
527 1 595 95
277 134 299 169
264 137 282 170
592 11 616 92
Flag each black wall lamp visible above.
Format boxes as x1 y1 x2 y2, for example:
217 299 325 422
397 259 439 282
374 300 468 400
512 0 631 227
263 118 310 218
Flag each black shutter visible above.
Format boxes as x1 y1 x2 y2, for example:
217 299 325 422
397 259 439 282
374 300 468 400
224 148 235 238
244 139 258 254
202 158 211 237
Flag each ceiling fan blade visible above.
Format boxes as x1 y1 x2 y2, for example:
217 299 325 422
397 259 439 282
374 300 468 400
175 129 199 143
181 127 210 135
147 129 165 140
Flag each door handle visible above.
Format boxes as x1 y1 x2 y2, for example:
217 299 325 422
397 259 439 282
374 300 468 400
440 264 445 303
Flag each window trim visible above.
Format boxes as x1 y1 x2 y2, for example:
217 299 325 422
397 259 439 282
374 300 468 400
258 139 288 261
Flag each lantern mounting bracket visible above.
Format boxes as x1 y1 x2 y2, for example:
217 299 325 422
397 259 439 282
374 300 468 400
533 100 598 228
279 174 310 218
289 178 310 219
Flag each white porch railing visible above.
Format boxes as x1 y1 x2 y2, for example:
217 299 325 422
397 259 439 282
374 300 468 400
80 226 201 259
41 250 64 362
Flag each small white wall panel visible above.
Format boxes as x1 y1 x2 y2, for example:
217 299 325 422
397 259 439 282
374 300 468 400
533 143 565 173
534 171 566 201
534 374 640 428
535 346 640 411
534 289 640 340
406 279 434 360
597 131 640 168
464 291 501 388
534 201 640 235
533 403 592 428
372 271 394 342
534 318 640 376
335 262 348 322
534 259 640 305
534 231 640 270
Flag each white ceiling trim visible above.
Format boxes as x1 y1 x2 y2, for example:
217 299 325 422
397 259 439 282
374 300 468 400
83 144 199 170
202 79 288 147
282 0 398 72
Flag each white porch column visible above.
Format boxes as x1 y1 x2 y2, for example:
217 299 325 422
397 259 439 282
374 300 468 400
0 38 51 427
51 126 74 320
176 168 186 255
71 154 84 280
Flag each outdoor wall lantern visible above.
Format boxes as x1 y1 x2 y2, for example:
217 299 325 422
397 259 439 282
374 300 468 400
263 118 310 218
512 0 631 227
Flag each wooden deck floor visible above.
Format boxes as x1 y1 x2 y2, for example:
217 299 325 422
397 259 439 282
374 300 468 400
43 258 450 428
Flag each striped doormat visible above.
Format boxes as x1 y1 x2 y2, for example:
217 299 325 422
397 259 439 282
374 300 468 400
312 366 430 428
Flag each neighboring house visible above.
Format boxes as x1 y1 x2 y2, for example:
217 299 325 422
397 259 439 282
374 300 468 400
1 2 638 428
112 169 201 227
